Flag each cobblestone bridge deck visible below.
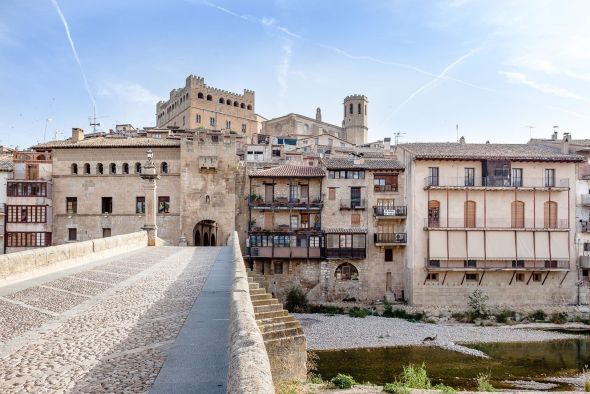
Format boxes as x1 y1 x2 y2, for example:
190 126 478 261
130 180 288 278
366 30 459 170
0 246 228 393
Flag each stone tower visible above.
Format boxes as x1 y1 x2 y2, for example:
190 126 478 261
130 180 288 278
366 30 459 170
342 95 368 146
316 107 322 122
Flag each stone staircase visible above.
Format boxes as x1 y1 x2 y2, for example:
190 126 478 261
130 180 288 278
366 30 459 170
247 271 307 382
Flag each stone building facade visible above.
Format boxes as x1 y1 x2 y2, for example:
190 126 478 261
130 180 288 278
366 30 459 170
156 75 259 139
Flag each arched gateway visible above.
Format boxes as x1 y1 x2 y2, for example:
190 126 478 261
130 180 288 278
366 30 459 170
193 220 218 246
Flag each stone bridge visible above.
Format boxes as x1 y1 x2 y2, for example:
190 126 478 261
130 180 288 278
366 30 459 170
0 231 305 393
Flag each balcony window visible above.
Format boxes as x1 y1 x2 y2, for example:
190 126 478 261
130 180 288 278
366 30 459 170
374 174 398 192
7 182 47 197
428 260 440 268
66 197 77 214
512 260 525 268
428 167 439 186
465 259 477 268
101 197 113 214
511 201 525 228
511 168 523 187
543 201 557 229
6 232 51 247
464 168 475 186
464 200 476 228
544 169 556 187
158 196 170 214
428 200 440 227
350 187 361 208
136 197 145 214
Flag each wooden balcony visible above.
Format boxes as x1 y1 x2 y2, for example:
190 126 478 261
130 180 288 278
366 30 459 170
374 232 407 245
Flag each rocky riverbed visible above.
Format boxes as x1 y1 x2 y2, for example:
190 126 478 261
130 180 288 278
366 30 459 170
294 313 581 352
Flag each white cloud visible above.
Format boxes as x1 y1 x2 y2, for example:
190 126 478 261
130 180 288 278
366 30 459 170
277 43 292 100
499 71 590 104
98 82 160 104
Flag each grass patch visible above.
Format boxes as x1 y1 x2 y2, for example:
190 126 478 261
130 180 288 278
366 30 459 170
550 312 568 324
476 372 495 392
383 363 455 394
348 307 370 318
493 309 516 324
331 373 356 389
529 309 547 321
276 380 302 394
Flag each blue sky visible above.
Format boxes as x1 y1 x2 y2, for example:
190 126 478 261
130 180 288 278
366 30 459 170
1 0 589 149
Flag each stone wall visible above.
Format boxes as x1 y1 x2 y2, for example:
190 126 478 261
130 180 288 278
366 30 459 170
227 232 275 394
0 231 147 283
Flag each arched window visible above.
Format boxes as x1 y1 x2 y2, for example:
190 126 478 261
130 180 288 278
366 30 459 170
233 101 238 107
205 195 210 204
240 103 245 109
97 163 104 175
358 103 362 114
247 104 252 110
135 162 142 174
110 163 116 174
511 201 525 228
464 200 476 228
349 103 353 114
227 100 232 106
71 163 78 175
544 201 558 229
428 200 440 227
219 98 225 104
84 163 90 174
335 263 359 281
161 162 168 174
206 95 212 101
365 105 367 115
197 92 204 99
122 163 129 174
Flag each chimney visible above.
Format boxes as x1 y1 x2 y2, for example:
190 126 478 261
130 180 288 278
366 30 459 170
384 137 391 150
459 136 466 144
562 132 571 154
552 131 558 140
316 107 322 122
71 128 84 142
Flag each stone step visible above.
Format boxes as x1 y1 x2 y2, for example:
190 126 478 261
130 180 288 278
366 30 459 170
253 304 284 314
258 320 301 333
251 298 280 307
256 315 297 325
248 282 259 289
255 310 288 320
249 288 266 295
250 293 272 301
262 327 304 341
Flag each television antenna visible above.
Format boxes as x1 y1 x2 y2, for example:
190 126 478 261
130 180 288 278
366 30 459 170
53 130 63 140
524 125 535 139
88 105 105 132
394 131 406 145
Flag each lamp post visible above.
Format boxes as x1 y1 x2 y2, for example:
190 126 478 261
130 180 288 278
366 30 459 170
140 149 160 246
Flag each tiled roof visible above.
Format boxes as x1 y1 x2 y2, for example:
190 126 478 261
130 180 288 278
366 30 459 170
324 227 368 234
249 165 325 178
398 143 584 162
33 137 181 149
0 154 13 172
322 158 404 170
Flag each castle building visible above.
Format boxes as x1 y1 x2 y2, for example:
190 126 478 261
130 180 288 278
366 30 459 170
156 75 259 138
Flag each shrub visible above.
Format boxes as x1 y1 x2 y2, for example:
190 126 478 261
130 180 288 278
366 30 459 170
550 312 568 324
383 384 411 394
384 363 456 394
285 286 308 313
309 374 323 384
348 307 370 318
331 373 356 389
529 309 547 321
494 309 516 324
383 308 425 322
468 289 489 318
277 381 301 394
305 304 345 315
476 372 495 392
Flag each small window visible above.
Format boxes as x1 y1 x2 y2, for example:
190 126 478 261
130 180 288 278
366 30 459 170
198 92 204 99
84 163 91 174
226 120 231 129
545 260 558 268
426 273 439 282
71 163 78 175
135 162 142 174
465 273 479 282
328 188 336 200
196 114 201 123
515 273 525 282
351 213 360 226
161 162 168 174
242 123 246 133
227 100 232 106
464 259 477 268
274 262 283 274
335 263 358 281
247 104 252 110
219 97 225 104
66 197 77 214
68 228 77 241
428 260 440 268
110 163 116 174
97 163 104 174
207 94 212 101
512 260 524 268
102 228 111 238
101 197 113 214
544 169 556 187
122 163 129 174
533 272 543 282
384 248 393 262
136 197 145 214
210 117 216 127
158 196 170 213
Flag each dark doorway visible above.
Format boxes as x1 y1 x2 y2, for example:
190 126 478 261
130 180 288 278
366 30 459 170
193 220 218 246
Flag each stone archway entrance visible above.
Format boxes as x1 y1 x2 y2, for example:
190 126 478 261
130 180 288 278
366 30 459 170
193 220 218 246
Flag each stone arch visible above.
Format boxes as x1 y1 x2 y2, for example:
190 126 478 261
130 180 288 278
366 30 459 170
195 230 201 246
247 104 252 110
198 92 204 99
240 103 245 109
219 97 225 104
193 219 218 246
226 99 232 106
207 94 212 101
71 163 78 175
335 262 359 281
203 232 210 246
210 234 216 246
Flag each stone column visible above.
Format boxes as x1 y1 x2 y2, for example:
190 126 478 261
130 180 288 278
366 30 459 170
140 149 160 246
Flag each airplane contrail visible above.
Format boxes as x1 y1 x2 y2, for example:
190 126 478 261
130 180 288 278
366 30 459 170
50 0 96 108
391 48 481 117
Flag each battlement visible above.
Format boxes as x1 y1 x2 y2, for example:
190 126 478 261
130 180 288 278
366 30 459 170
344 94 368 102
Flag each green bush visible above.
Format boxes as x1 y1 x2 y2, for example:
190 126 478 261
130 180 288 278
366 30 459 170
383 308 425 322
384 363 456 394
285 286 308 313
468 289 489 318
529 309 547 321
494 309 516 324
348 307 370 318
550 312 568 324
306 304 345 315
476 372 495 392
331 373 356 389
383 384 411 394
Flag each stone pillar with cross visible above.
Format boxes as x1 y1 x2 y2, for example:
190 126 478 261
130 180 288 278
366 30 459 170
140 149 160 246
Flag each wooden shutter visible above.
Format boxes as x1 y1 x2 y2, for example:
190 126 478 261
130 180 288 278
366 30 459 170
511 201 524 228
544 201 557 228
464 200 476 228
328 187 336 200
351 213 360 226
264 212 273 230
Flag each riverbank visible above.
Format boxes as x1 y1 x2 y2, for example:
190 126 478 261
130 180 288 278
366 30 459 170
294 313 581 351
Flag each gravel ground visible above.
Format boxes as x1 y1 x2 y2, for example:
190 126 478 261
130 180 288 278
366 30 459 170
294 313 580 351
0 246 219 393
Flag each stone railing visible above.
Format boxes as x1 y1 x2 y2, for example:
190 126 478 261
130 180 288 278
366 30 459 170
0 231 148 282
227 231 274 394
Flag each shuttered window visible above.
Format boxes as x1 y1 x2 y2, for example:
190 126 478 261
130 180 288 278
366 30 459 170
544 201 557 229
328 188 336 200
511 201 525 228
351 213 361 226
428 200 440 227
264 212 273 230
464 200 476 228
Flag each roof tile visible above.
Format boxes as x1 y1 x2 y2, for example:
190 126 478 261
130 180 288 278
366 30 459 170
249 165 325 178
